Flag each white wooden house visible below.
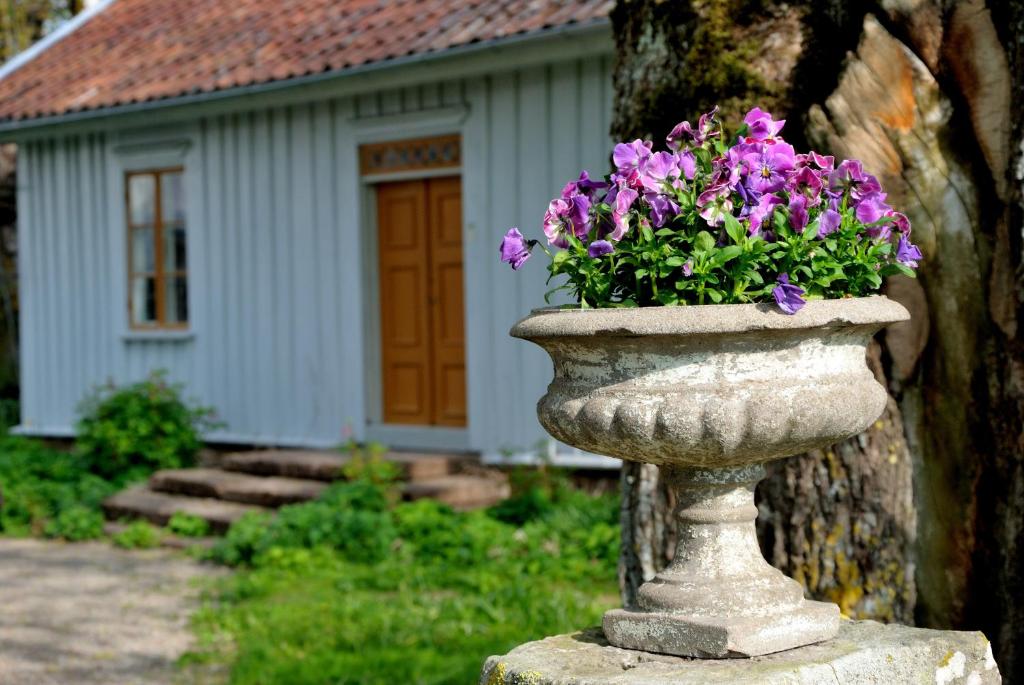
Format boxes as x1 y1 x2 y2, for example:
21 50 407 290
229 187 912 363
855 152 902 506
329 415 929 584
0 0 620 466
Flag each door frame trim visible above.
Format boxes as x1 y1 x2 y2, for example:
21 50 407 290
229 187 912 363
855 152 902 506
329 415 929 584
359 160 468 450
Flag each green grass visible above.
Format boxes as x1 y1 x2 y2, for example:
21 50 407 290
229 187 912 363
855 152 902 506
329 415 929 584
186 477 621 684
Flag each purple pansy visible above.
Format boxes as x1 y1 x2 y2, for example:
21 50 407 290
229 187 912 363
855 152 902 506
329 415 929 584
588 240 614 258
499 227 533 270
543 198 571 247
742 142 796 194
646 192 680 228
788 194 809 232
788 166 824 206
640 151 684 192
682 259 694 277
666 106 720 150
896 235 923 268
772 273 806 314
743 107 785 142
818 208 842 237
609 187 639 240
855 192 891 225
748 193 783 235
561 170 607 199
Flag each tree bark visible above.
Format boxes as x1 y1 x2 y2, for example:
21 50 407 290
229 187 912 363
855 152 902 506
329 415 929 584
612 0 1023 677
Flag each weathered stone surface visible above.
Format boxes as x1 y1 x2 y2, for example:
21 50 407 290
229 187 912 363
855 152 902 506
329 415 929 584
513 298 908 657
220 449 454 482
102 485 267 533
150 468 328 507
480 621 1001 684
401 474 510 510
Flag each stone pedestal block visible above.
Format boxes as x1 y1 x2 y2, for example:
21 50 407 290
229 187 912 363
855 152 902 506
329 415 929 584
480 620 1000 685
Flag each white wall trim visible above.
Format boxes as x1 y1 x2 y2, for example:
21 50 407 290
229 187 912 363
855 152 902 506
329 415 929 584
350 105 468 142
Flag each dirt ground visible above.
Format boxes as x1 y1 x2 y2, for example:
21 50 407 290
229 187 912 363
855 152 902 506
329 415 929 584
0 538 223 685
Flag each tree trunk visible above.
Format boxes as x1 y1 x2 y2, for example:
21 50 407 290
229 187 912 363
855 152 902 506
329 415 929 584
612 0 1024 677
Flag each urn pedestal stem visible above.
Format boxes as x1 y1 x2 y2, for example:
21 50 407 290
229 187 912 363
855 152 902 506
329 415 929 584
603 463 839 658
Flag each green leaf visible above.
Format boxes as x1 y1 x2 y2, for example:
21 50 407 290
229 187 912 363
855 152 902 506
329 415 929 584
641 225 655 242
695 231 716 252
802 220 819 241
664 256 686 267
712 245 743 266
723 214 746 245
705 289 724 303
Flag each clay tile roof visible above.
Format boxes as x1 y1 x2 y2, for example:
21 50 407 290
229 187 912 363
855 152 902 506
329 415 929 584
0 0 612 123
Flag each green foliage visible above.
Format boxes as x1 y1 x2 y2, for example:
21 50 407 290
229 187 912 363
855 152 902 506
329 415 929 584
0 435 116 537
340 440 401 485
43 504 105 541
112 520 162 549
75 371 220 483
190 477 620 683
167 512 211 538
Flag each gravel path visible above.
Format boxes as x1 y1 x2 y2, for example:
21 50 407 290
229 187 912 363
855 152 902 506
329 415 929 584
0 538 223 685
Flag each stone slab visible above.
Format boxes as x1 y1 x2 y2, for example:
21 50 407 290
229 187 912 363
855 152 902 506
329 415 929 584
480 620 1001 685
603 600 839 658
220 449 455 482
102 485 268 533
402 474 510 510
150 467 327 506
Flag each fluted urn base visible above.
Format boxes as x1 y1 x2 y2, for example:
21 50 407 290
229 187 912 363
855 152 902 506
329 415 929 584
602 464 839 658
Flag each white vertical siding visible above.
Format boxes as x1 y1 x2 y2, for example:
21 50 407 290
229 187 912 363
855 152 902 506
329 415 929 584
17 52 614 454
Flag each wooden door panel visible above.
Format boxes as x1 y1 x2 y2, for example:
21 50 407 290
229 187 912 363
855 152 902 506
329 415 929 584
377 181 431 425
427 177 466 427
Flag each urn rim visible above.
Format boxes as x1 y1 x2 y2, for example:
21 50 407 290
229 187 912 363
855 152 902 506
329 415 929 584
510 295 909 340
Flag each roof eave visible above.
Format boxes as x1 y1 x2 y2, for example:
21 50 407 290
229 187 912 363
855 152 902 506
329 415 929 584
0 16 612 137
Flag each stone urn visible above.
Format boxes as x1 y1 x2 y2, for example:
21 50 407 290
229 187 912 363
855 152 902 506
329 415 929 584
511 296 910 659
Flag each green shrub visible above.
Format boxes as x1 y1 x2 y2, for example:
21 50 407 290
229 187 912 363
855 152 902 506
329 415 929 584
112 520 162 549
0 436 118 536
167 512 211 538
43 505 105 541
75 371 219 483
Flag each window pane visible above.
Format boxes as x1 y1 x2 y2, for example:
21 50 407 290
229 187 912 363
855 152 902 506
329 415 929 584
131 226 155 272
164 224 187 271
161 172 185 223
163 276 188 323
130 276 157 325
128 174 155 225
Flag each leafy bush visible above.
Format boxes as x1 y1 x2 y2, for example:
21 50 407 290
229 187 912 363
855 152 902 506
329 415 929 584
75 371 219 483
191 476 621 683
43 505 105 541
0 436 117 537
112 520 162 549
167 512 211 538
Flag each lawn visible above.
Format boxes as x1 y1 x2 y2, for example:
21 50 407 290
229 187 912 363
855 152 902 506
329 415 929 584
186 475 621 684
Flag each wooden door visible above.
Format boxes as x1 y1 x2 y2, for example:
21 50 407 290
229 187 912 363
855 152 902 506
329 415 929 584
377 177 466 427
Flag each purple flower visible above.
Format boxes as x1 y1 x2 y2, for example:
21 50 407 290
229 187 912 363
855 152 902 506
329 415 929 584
742 142 796 194
788 166 824 206
818 208 841 237
666 106 720 149
588 240 614 258
612 139 652 187
697 184 734 227
677 150 697 180
788 194 809 232
646 192 679 228
682 260 693 277
743 107 786 142
888 211 911 234
772 273 806 314
500 227 533 270
567 193 592 238
561 170 607 199
640 151 684 192
896 235 923 268
543 198 571 247
748 193 783 235
609 187 639 240
829 159 881 201
855 192 892 225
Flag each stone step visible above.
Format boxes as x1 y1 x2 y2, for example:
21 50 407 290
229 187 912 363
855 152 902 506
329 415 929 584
149 468 327 507
102 486 267 533
402 474 510 510
220 449 454 483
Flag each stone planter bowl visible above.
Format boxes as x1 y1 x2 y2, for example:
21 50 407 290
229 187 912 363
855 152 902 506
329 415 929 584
511 296 909 659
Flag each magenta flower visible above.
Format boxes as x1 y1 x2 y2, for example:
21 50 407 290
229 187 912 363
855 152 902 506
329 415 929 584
743 107 785 142
609 187 639 240
697 184 734 227
640 151 684 192
543 198 571 247
561 170 607 199
888 211 911 234
500 227 534 270
788 166 824 206
855 192 891 225
646 192 679 228
612 139 652 188
588 240 614 258
829 159 881 202
772 273 806 314
818 208 841 237
682 260 693 277
788 194 809 232
896 236 923 268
